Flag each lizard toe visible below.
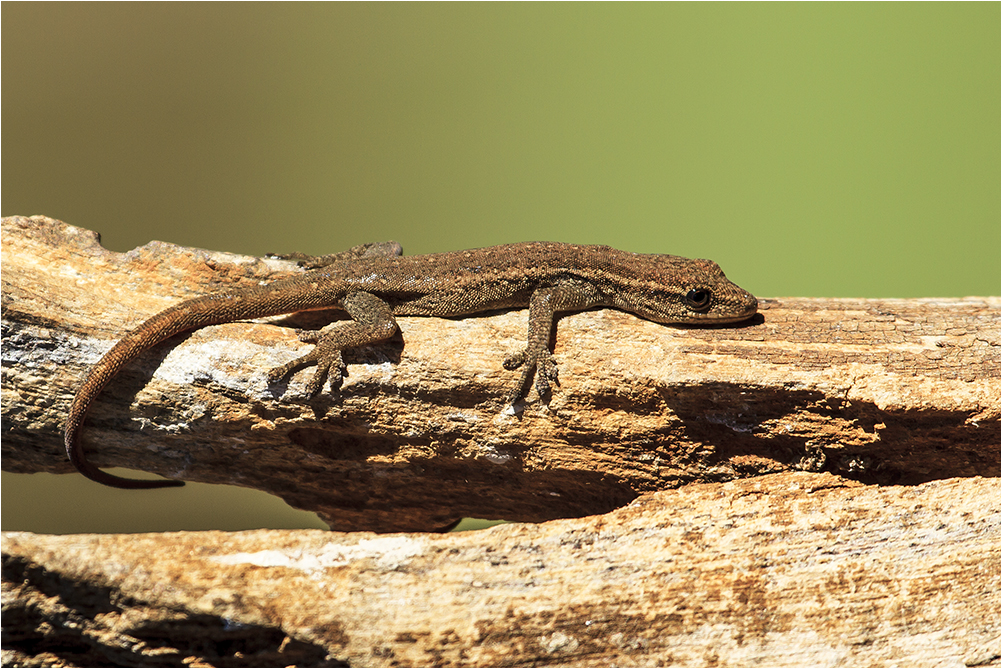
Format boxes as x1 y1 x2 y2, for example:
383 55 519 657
268 350 318 384
503 349 527 371
506 362 537 405
535 354 559 398
308 350 346 396
296 328 323 344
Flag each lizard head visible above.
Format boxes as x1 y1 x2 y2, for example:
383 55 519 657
609 255 758 325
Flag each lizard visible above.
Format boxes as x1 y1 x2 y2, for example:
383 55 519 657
64 241 758 489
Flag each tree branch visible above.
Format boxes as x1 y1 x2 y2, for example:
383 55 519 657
2 215 999 531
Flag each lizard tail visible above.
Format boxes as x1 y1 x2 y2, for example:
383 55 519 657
64 296 253 489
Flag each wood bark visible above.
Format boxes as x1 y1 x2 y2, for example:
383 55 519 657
2 216 999 667
2 473 999 667
2 215 999 532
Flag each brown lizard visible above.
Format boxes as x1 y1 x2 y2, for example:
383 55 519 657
65 241 758 489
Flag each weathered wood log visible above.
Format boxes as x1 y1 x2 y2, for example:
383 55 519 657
1 215 999 531
2 473 998 667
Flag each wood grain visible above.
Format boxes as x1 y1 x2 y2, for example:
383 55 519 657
2 474 998 667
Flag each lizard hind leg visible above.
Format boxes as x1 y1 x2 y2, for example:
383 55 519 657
267 290 399 398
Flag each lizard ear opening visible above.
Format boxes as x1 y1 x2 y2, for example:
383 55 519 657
685 288 712 313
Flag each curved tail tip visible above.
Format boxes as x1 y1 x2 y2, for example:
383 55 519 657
96 475 186 490
76 466 186 489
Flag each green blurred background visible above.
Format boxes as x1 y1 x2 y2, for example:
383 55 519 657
3 3 998 534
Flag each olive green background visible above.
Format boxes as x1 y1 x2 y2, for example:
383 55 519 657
3 3 998 534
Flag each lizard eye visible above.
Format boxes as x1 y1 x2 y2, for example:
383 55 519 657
685 288 712 313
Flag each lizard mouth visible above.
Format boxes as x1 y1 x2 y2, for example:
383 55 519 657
708 311 758 324
698 301 758 324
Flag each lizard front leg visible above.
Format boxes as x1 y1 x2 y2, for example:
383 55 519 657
267 290 398 397
504 279 604 405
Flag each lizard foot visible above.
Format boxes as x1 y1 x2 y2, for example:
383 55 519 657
503 349 559 404
267 329 348 397
267 293 398 399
